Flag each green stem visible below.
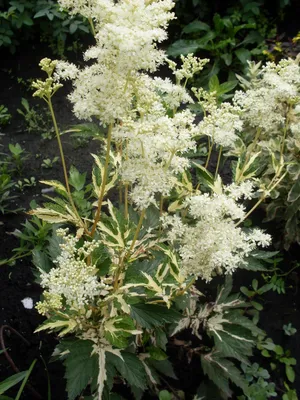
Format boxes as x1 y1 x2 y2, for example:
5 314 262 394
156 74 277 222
236 128 261 183
129 209 146 252
124 139 129 219
48 97 86 231
159 195 164 217
90 123 113 237
277 264 300 277
236 171 287 226
124 184 129 219
205 137 214 169
280 105 291 159
88 17 96 36
214 145 222 178
48 99 70 195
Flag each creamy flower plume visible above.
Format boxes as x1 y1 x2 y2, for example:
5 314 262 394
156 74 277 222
163 192 271 281
56 0 175 123
36 229 109 314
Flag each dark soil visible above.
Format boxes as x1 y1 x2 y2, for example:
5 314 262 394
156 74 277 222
0 40 300 400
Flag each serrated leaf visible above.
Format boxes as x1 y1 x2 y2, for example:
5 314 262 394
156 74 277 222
29 207 71 223
225 310 265 337
148 359 177 380
216 275 232 304
155 328 168 351
106 352 147 390
104 316 141 349
130 303 181 329
63 340 99 400
40 180 68 196
241 256 269 271
212 329 253 365
35 316 78 336
201 353 247 397
250 250 279 260
124 259 162 284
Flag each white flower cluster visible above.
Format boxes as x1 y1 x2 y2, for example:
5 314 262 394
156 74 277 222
55 0 175 123
114 108 197 208
37 229 108 314
197 102 243 149
225 180 256 200
233 57 300 134
169 54 210 84
163 192 271 281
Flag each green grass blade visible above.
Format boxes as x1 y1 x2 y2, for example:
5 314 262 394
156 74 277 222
0 372 27 395
15 359 37 400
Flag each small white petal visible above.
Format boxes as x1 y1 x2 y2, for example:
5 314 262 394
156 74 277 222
21 297 34 309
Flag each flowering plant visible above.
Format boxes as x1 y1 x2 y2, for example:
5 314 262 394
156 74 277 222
232 58 300 248
29 1 277 398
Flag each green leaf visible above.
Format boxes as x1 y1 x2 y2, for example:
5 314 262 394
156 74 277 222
218 80 237 95
15 360 37 400
69 165 86 191
159 390 172 400
201 354 247 397
69 22 78 34
193 162 214 187
106 352 147 390
235 48 252 65
148 359 177 379
182 20 210 34
286 365 295 383
287 180 300 202
104 316 138 349
213 14 224 32
241 256 269 271
250 250 279 260
167 40 202 57
252 279 258 291
240 286 255 297
216 275 233 304
147 346 167 361
209 75 219 92
0 372 27 395
34 9 47 18
32 249 52 274
251 301 263 311
196 381 221 399
155 328 168 351
212 329 253 365
221 53 232 66
63 339 99 400
130 304 181 329
125 259 160 284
